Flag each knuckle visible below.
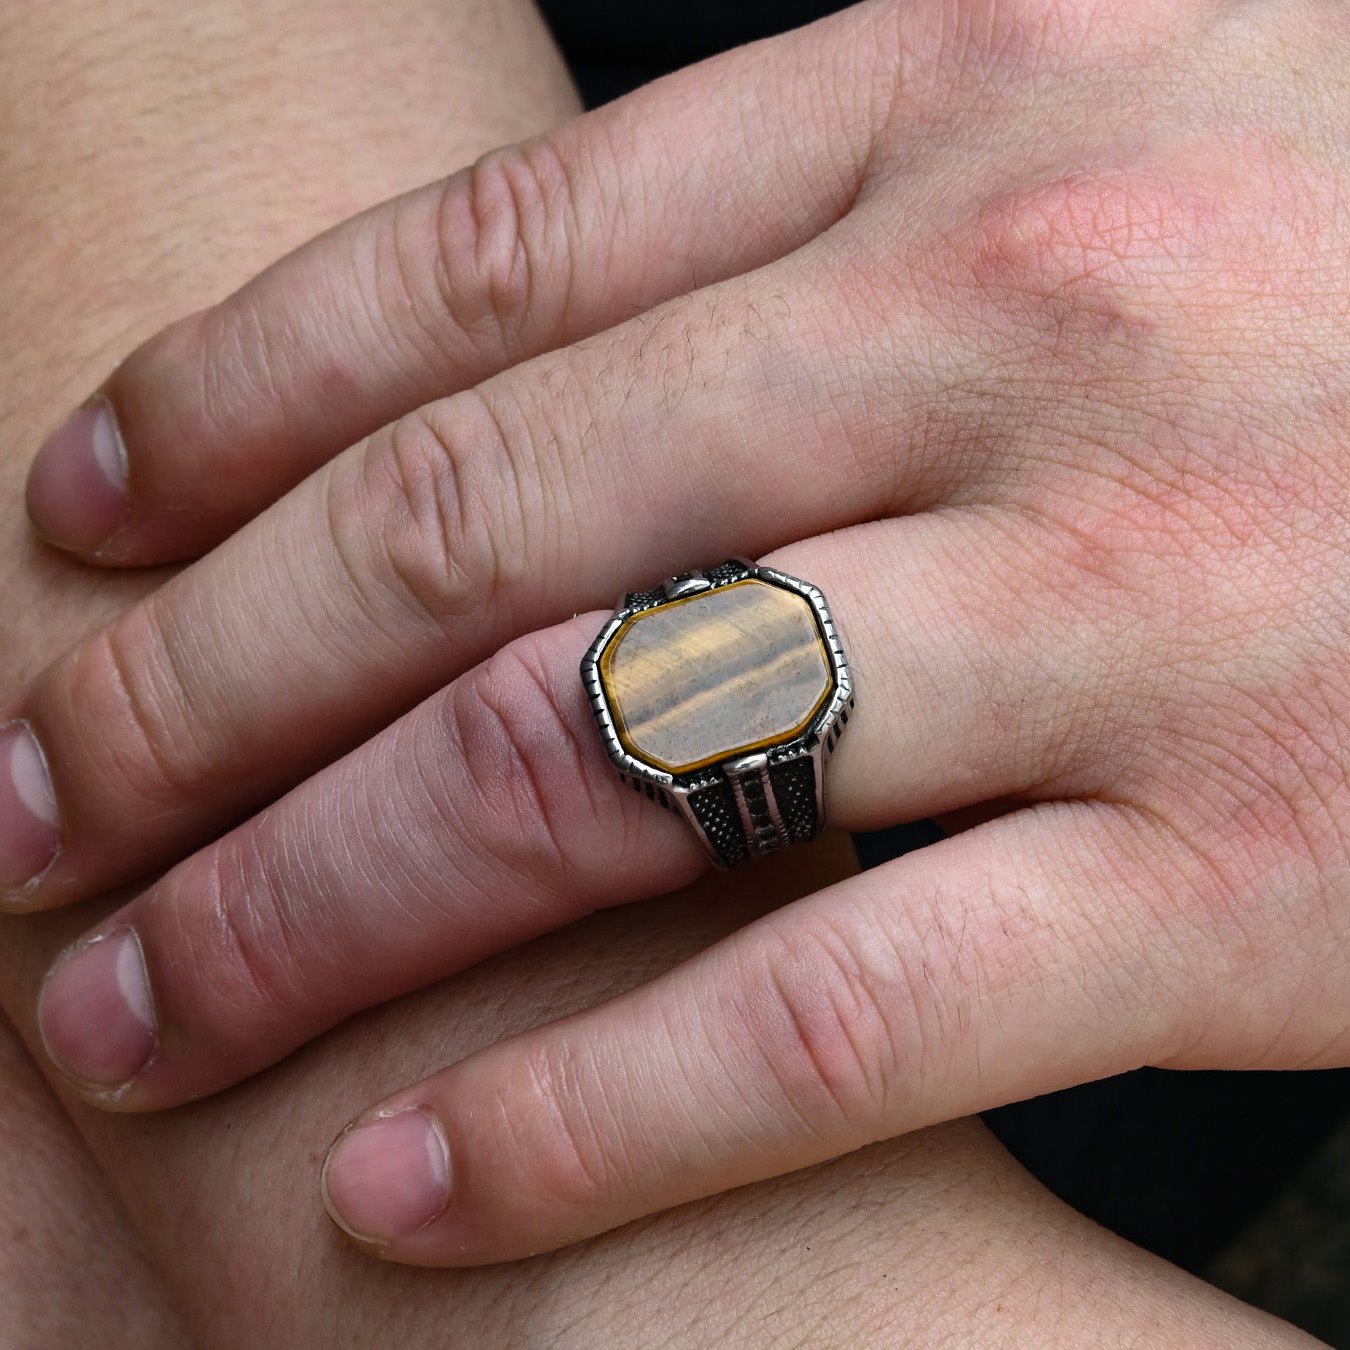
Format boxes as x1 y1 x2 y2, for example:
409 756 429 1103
167 841 309 1030
67 608 214 808
927 165 1240 458
431 136 577 362
351 392 531 632
937 0 1177 77
948 0 1071 71
445 635 613 881
510 1036 629 1211
737 916 916 1134
187 289 288 441
958 168 1207 360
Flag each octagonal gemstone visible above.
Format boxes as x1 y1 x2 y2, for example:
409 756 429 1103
599 579 833 774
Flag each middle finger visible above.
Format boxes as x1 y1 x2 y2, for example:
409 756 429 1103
3 237 993 910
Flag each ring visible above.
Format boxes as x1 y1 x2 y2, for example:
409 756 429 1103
581 559 852 868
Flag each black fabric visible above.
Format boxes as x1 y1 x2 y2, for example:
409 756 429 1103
985 1066 1350 1271
535 0 852 107
535 0 1350 1278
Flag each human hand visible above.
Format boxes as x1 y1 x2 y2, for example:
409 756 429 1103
10 846 1314 1348
12 0 1350 1266
10 3 1295 1344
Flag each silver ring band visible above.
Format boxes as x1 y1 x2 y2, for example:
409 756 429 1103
581 559 852 868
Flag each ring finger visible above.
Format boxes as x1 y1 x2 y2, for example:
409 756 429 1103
35 509 1134 1108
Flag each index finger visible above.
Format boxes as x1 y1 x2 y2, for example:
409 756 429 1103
25 2 898 562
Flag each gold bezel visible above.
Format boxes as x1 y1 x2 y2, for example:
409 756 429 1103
595 579 834 775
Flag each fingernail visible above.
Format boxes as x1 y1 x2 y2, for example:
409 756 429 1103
38 929 157 1095
0 722 60 893
322 1107 451 1246
26 397 129 551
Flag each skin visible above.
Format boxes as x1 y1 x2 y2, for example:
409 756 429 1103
7 0 1350 1269
0 1014 189 1346
0 0 1322 1343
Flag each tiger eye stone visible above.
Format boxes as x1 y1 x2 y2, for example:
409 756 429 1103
599 579 833 774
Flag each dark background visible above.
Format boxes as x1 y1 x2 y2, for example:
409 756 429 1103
533 0 1350 1339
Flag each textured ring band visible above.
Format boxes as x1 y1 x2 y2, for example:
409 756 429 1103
581 559 852 868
